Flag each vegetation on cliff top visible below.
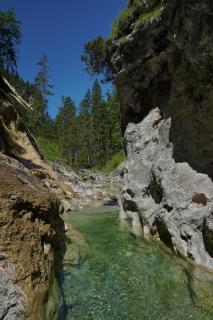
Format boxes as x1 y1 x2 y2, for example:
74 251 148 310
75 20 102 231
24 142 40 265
111 0 165 39
134 3 165 29
81 0 165 78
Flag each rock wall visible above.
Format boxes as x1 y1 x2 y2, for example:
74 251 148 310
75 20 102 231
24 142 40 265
109 0 213 268
0 77 66 319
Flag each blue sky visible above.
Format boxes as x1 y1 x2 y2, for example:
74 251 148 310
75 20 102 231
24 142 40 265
1 0 126 117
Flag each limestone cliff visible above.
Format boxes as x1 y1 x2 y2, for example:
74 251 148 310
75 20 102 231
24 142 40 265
109 0 213 268
0 76 66 319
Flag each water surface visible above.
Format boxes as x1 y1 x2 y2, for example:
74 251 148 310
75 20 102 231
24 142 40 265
59 207 213 320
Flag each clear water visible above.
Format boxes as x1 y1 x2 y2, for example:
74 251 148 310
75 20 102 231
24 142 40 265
59 207 213 320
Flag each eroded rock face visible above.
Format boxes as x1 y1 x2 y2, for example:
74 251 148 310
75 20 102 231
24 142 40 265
110 0 213 268
0 266 25 320
120 108 213 268
110 0 213 176
0 162 66 319
0 78 66 319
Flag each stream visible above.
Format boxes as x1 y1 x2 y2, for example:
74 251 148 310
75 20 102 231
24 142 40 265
59 207 213 320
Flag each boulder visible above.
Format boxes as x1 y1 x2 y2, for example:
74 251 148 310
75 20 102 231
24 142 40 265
120 108 213 268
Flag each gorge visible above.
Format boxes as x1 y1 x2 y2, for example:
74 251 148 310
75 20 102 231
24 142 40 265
1 0 213 319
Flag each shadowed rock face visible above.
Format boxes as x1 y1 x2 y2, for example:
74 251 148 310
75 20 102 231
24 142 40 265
109 0 213 268
110 0 213 177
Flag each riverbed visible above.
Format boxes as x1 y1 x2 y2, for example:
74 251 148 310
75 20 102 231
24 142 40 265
59 207 213 320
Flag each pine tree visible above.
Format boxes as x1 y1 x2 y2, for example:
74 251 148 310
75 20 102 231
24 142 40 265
105 92 123 158
55 96 77 164
33 53 54 137
34 53 53 110
0 9 21 71
35 54 53 102
78 90 92 167
91 79 103 166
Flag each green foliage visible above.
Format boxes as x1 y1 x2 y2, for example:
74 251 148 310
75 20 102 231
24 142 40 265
81 36 110 78
110 0 144 39
3 67 55 140
111 0 164 39
35 54 53 105
90 79 103 165
0 8 21 70
134 4 165 29
88 81 123 168
55 96 77 165
1 9 122 170
81 1 165 77
54 80 123 169
4 56 59 161
101 150 125 173
110 6 133 40
77 90 92 167
36 137 65 161
26 54 55 138
92 151 125 173
84 83 123 171
6 72 122 171
3 70 36 102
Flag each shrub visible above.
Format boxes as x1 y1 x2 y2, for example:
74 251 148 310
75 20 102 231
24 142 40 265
37 137 66 161
134 4 165 29
81 36 110 78
110 6 133 40
110 0 164 40
92 151 126 173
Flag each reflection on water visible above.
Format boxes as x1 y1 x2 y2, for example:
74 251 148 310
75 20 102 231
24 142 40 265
59 207 213 320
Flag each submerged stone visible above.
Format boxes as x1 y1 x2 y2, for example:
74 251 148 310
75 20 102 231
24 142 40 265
59 208 213 320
